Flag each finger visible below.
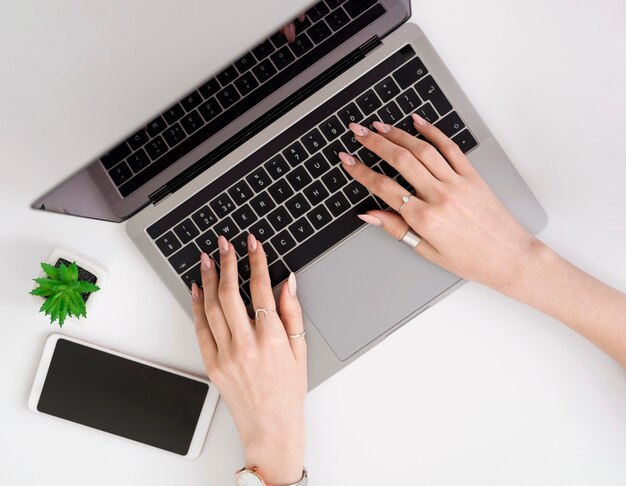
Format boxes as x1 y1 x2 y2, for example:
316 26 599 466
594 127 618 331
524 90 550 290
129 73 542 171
216 236 253 341
339 151 427 213
282 22 296 43
247 234 283 336
372 121 456 182
200 252 231 348
356 210 440 262
412 113 476 176
191 283 218 370
348 122 439 200
278 273 307 363
298 13 306 22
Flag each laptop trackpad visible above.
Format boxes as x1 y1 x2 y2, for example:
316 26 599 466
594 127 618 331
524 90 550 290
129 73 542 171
298 226 460 361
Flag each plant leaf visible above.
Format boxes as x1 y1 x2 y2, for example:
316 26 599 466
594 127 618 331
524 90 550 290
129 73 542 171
75 280 100 294
41 262 59 280
67 262 79 282
33 278 65 289
68 291 87 318
57 295 68 326
58 263 72 284
30 287 53 297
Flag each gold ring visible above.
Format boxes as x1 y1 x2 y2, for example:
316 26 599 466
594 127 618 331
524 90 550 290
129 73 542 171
287 331 306 339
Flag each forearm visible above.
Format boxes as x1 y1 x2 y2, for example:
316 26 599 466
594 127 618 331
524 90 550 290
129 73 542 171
496 241 626 368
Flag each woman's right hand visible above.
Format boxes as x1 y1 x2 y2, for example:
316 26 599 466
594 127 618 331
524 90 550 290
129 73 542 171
339 115 547 295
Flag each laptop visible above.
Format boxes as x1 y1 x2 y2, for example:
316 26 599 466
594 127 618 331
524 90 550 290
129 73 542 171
33 0 547 389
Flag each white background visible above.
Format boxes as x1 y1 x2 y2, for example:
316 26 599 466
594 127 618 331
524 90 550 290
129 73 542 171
1 0 625 485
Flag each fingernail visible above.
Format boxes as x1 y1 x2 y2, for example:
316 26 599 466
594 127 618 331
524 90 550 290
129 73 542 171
218 235 229 254
247 233 257 252
349 122 369 137
338 151 356 166
373 121 391 133
288 272 297 297
358 214 383 226
286 22 296 42
412 113 428 126
191 282 201 301
200 252 212 272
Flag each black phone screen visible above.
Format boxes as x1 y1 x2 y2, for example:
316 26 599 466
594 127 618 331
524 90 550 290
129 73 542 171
37 338 209 455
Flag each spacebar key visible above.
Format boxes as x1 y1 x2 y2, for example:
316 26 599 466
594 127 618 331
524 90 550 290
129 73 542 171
283 196 378 272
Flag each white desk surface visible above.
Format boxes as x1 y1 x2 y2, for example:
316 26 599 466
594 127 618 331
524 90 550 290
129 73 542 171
1 0 625 484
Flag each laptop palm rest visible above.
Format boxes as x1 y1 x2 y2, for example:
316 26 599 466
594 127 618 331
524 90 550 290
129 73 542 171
297 225 461 361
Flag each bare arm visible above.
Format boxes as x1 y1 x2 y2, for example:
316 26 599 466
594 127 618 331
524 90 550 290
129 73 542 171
341 116 626 368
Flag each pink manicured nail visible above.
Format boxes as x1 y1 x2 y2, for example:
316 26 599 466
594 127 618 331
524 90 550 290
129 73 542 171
412 113 428 126
218 235 229 254
247 233 257 252
373 121 391 133
349 122 369 137
358 214 383 226
338 151 356 166
286 22 296 42
288 272 297 297
200 252 212 272
191 282 201 301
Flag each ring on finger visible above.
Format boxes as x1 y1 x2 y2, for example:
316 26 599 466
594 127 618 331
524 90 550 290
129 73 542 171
399 195 413 213
254 307 277 321
400 228 422 248
287 331 306 339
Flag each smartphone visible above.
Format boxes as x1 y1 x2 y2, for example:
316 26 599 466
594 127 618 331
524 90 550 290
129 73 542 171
28 334 219 459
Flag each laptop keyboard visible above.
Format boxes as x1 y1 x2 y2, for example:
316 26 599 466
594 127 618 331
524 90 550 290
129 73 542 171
146 43 478 305
100 0 386 197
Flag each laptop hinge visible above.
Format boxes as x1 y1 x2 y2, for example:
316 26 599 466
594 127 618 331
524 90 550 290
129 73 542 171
149 35 383 205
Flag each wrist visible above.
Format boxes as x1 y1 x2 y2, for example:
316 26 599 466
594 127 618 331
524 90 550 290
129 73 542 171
244 430 306 485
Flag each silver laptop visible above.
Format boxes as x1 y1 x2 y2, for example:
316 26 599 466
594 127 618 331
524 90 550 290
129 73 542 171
33 0 547 389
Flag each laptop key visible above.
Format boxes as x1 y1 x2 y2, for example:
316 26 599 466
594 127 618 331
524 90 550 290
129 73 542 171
340 131 361 152
327 7 349 31
374 76 401 103
289 33 314 57
396 88 422 114
163 123 186 147
268 179 294 204
270 30 288 49
283 196 377 272
209 193 236 217
127 149 150 173
128 130 148 151
337 102 364 126
234 72 259 96
109 162 133 185
396 116 418 136
232 204 257 229
101 142 131 170
252 40 275 61
321 167 348 193
356 89 382 115
452 129 478 153
285 193 311 219
214 216 239 238
250 218 276 242
319 116 343 142
271 46 295 70
301 128 327 154
250 192 276 217
217 65 238 86
307 3 330 22
303 180 329 207
174 218 200 244
325 191 351 217
181 91 203 111
288 217 315 242
271 231 297 255
415 102 439 124
252 59 277 83
192 206 218 231
357 147 380 167
307 20 332 44
163 103 184 124
283 141 308 167
246 167 272 192
268 260 290 286
198 78 220 99
267 206 293 231
238 256 251 281
263 243 279 264
344 0 377 18
155 231 182 257
168 242 201 274
181 264 202 290
415 76 453 116
343 180 369 204
325 0 347 9
180 110 203 135
393 57 429 89
322 139 346 162
232 232 249 257
435 111 465 138
196 228 219 254
198 97 222 122
216 86 241 109
286 166 312 191
304 153 330 178
235 53 256 74
265 154 290 179
145 136 167 160
228 180 255 205
146 116 167 138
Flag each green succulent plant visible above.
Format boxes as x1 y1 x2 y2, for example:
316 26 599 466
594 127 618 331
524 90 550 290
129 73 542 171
30 261 100 327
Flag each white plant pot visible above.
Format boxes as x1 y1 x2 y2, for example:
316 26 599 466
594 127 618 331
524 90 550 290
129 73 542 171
32 248 108 325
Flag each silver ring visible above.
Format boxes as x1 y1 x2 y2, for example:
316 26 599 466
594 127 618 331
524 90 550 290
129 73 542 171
398 195 412 213
400 229 421 248
254 308 277 320
287 331 306 340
